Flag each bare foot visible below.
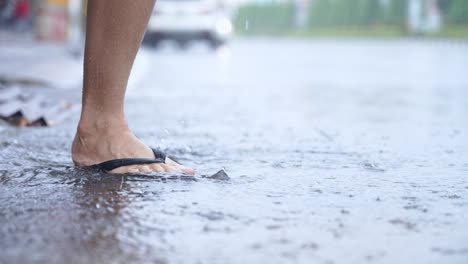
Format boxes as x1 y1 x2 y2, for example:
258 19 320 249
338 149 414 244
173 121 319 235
72 123 195 175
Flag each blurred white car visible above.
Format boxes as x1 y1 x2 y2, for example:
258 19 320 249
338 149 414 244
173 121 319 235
144 0 233 49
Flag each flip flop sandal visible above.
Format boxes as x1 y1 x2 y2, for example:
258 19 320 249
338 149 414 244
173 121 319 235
91 148 177 173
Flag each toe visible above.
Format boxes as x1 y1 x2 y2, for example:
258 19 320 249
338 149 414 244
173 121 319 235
166 158 196 175
108 162 194 175
127 167 140 174
179 166 195 175
149 163 164 172
160 163 177 173
138 165 152 173
109 165 141 174
165 158 179 166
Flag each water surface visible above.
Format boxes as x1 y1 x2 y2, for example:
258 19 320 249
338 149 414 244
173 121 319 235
1 39 468 264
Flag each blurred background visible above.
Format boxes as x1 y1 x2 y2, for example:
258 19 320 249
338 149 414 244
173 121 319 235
1 0 468 43
0 0 467 44
1 0 468 126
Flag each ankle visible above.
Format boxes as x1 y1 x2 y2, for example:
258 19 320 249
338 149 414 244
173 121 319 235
72 118 132 163
76 116 130 138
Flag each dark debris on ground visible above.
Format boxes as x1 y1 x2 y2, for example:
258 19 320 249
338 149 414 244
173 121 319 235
0 81 77 127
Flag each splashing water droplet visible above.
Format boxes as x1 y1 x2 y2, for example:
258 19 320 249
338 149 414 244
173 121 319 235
184 145 192 152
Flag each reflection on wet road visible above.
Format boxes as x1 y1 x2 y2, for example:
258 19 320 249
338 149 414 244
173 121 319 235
1 39 468 264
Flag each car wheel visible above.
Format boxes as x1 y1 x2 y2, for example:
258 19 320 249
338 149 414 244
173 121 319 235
176 40 190 50
208 36 225 50
143 33 161 49
150 39 161 49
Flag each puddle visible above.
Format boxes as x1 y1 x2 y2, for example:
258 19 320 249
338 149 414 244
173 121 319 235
1 40 468 264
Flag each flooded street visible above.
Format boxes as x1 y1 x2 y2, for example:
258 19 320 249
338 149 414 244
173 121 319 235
1 39 468 264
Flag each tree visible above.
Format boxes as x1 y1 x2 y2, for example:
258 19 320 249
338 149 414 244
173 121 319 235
383 0 406 27
308 0 333 27
447 0 468 25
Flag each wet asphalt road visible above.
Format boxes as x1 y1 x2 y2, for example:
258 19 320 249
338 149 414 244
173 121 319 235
1 39 468 264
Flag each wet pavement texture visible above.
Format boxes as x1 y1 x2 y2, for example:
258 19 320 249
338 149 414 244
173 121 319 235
1 39 468 264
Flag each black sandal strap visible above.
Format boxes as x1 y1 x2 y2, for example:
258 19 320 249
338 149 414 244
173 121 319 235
152 148 167 161
94 148 168 172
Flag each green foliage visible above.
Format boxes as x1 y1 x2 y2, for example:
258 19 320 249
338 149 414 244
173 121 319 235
437 0 454 14
308 0 333 27
307 0 388 28
446 0 468 25
233 0 468 36
383 0 406 26
234 2 294 35
356 0 381 25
